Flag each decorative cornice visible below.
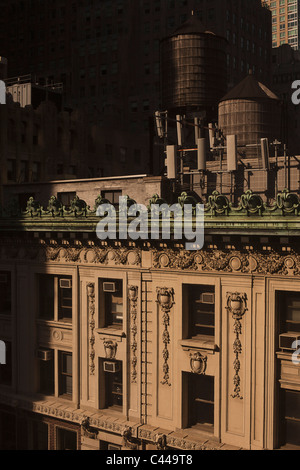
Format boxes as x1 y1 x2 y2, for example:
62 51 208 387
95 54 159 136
0 392 235 450
152 247 300 276
2 190 300 222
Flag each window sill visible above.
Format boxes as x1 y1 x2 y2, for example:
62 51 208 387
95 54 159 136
36 319 72 328
180 337 218 352
96 327 126 338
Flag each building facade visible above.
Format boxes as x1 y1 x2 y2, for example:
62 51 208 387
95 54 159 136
264 0 300 49
0 90 148 205
271 43 300 154
0 183 300 450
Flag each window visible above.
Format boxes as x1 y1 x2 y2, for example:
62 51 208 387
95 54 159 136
0 272 11 315
100 441 121 450
0 341 12 386
100 359 123 411
7 159 16 181
30 421 49 450
56 427 77 450
183 285 215 339
183 373 214 433
32 162 41 182
120 146 127 163
99 279 123 328
57 192 76 210
59 352 72 399
39 349 54 395
57 163 64 175
278 291 300 336
0 411 16 449
38 274 73 323
33 125 39 146
278 389 300 448
101 190 122 208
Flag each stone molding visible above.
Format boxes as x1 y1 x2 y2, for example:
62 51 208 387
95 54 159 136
226 292 248 400
128 285 138 383
156 287 175 386
152 247 300 276
87 283 96 375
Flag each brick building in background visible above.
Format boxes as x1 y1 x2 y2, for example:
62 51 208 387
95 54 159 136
0 0 272 173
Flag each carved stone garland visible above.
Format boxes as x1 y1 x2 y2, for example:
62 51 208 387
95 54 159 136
156 287 175 386
87 283 96 375
128 285 138 383
226 292 248 399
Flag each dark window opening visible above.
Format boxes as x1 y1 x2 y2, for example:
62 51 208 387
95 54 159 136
38 274 72 323
0 411 16 450
278 389 300 448
183 285 215 339
59 351 72 399
99 279 123 328
183 372 214 433
39 350 54 395
100 359 123 412
0 271 11 315
101 190 122 208
30 420 49 450
56 427 77 450
0 341 12 386
278 291 300 336
57 192 76 210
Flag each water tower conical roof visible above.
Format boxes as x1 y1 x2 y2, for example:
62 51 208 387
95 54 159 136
220 72 279 102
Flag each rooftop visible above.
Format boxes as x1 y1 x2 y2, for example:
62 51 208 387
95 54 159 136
220 72 279 102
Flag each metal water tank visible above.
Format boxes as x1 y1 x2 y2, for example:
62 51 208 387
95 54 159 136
218 72 281 150
160 15 228 117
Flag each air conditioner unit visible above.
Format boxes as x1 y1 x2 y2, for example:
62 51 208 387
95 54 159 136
0 273 8 283
200 293 215 304
279 333 300 350
103 361 120 373
59 278 72 289
103 282 116 293
37 349 53 361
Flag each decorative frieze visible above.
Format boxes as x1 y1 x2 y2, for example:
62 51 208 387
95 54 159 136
128 285 138 383
226 292 248 400
87 283 96 375
156 287 175 386
152 247 300 276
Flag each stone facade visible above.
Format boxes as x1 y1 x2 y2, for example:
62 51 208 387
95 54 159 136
0 189 300 450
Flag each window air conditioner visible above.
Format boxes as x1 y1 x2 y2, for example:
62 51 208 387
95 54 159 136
59 278 72 289
200 293 215 304
37 349 53 361
0 274 8 283
103 361 120 373
103 282 116 293
279 333 300 350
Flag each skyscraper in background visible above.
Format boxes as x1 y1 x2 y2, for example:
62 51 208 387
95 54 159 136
264 0 300 49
